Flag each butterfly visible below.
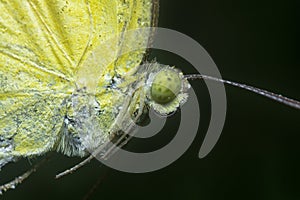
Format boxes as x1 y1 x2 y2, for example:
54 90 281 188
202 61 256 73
0 0 300 194
0 0 179 192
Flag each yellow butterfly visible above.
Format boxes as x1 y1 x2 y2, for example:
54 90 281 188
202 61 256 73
1 0 300 194
0 0 175 190
0 0 193 192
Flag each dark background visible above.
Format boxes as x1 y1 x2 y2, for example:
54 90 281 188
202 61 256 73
2 0 300 199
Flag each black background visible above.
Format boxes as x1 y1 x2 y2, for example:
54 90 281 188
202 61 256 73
2 0 300 199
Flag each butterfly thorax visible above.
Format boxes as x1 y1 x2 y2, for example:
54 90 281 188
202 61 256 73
56 71 147 157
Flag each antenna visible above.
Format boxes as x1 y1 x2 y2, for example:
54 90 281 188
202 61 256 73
184 74 300 110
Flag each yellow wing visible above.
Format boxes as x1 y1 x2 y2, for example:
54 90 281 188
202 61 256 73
76 0 159 92
0 0 158 167
75 0 159 136
0 0 119 166
114 0 158 75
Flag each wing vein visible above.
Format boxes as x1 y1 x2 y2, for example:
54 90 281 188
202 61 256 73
113 0 137 72
27 0 74 68
74 0 94 70
0 47 69 81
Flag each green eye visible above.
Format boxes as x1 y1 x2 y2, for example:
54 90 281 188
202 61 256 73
150 70 182 104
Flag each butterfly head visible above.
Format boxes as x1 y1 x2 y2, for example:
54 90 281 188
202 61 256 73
144 63 190 115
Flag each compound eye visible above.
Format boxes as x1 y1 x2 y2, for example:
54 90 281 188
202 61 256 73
150 70 182 104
